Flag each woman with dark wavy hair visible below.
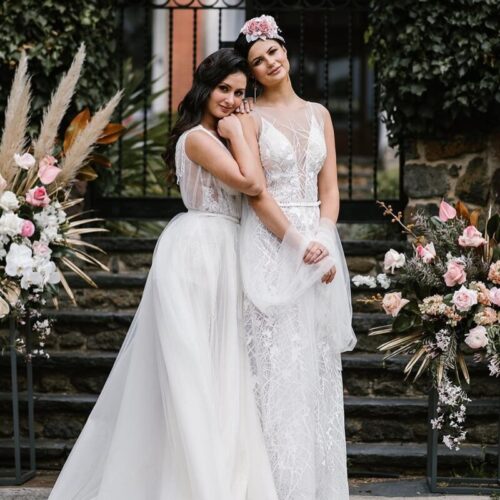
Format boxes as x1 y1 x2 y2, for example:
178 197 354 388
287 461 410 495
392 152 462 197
234 16 356 500
49 48 278 500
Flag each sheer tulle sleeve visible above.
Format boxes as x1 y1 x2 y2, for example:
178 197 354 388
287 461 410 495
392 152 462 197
240 202 356 353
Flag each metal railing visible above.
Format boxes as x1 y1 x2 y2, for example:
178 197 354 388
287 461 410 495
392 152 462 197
90 0 406 222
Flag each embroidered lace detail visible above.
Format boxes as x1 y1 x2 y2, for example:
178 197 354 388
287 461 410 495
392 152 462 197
244 102 349 499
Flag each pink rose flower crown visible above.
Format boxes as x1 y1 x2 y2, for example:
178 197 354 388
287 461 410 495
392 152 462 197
240 15 285 44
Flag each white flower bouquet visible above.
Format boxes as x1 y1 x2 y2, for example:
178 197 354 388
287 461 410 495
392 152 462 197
352 200 500 449
0 45 121 354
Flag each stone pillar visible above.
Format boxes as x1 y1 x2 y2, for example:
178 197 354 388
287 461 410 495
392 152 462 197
403 133 500 218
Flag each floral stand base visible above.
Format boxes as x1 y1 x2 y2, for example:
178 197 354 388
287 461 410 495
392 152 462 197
426 389 500 494
0 316 36 486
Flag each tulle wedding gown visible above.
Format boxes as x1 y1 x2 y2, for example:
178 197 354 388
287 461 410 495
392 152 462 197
49 125 278 500
240 103 357 500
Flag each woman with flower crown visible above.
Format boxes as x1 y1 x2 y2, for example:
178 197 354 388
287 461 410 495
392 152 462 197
49 48 278 500
233 15 357 499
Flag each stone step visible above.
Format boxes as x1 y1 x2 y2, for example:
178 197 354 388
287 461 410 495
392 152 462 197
0 351 495 401
16 309 391 353
60 271 391 314
0 393 497 445
83 237 406 257
0 439 496 475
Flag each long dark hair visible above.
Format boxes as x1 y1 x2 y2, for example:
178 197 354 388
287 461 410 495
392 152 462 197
165 48 249 173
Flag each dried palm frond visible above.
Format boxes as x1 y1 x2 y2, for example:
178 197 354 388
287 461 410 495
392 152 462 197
59 256 97 288
57 267 76 305
378 332 422 352
413 354 431 382
403 346 427 375
33 44 86 163
0 52 31 183
56 91 122 187
369 324 393 336
457 351 470 385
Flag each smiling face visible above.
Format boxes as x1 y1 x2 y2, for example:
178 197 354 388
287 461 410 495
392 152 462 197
205 71 247 119
247 39 289 87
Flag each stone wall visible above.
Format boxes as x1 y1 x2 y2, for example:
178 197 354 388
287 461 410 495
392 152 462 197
404 133 500 218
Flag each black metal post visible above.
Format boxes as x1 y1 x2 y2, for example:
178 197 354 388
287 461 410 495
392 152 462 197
0 316 36 485
427 388 499 494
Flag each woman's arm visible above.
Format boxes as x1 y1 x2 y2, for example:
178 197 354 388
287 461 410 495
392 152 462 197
185 115 263 196
316 105 340 283
318 106 340 223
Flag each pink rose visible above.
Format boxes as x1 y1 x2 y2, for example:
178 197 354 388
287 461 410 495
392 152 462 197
33 241 51 257
38 155 61 184
464 325 488 349
416 242 436 263
458 225 486 248
382 292 410 317
383 249 406 273
452 285 478 312
26 186 50 207
439 200 456 222
443 260 467 287
488 261 500 285
20 220 35 238
489 287 500 307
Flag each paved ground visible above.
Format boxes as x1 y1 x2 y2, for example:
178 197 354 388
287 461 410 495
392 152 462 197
0 476 495 498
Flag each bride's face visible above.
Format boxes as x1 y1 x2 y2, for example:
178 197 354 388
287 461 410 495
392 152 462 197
206 72 247 119
247 40 289 87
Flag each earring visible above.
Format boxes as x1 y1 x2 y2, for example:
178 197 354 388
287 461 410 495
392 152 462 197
253 79 257 102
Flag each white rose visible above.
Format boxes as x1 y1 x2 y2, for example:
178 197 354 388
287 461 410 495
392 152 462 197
0 190 20 211
452 286 478 312
0 212 24 236
384 249 406 273
14 152 36 170
5 243 33 277
464 325 488 349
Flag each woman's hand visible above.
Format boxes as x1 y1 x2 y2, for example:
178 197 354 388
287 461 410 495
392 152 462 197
321 265 336 284
217 115 244 141
234 97 255 114
303 241 329 264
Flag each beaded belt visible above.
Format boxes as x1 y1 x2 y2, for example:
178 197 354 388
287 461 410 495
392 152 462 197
278 201 321 208
188 209 240 224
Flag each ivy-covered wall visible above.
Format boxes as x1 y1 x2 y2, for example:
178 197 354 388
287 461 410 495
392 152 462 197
368 0 499 146
0 0 117 130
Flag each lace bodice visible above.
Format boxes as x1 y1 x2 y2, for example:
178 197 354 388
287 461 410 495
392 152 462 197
175 125 241 219
254 102 327 205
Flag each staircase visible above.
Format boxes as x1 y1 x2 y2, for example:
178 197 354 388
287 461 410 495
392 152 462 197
0 237 498 476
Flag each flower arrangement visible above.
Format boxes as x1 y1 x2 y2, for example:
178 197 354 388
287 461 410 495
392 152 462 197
240 15 285 43
352 200 500 450
0 45 121 355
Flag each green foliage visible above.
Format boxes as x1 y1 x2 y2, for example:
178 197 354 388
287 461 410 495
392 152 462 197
367 0 500 145
96 59 172 198
0 0 117 130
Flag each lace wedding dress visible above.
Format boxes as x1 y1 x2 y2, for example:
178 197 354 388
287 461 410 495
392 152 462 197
49 125 278 500
240 103 357 500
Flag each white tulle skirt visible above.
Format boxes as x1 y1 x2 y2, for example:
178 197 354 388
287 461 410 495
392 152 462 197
49 211 278 500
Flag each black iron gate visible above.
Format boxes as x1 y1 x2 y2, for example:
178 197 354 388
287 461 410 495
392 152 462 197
90 0 407 222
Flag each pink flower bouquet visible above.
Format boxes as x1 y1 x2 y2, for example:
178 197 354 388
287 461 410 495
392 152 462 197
353 200 500 450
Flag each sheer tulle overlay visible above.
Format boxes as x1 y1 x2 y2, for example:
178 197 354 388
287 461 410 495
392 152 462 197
240 103 356 500
49 128 278 500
